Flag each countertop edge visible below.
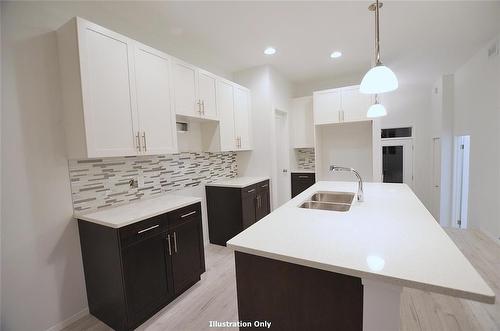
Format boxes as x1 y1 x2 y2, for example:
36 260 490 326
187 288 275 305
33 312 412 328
205 177 270 188
226 243 496 304
75 196 202 228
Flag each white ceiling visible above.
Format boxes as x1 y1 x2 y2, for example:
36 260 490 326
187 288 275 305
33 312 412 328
69 1 500 86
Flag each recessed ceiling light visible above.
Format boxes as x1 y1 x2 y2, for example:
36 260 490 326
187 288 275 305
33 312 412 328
264 47 276 55
330 51 342 59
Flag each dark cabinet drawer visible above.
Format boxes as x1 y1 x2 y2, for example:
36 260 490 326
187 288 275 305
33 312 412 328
167 202 201 229
291 172 316 198
119 214 168 247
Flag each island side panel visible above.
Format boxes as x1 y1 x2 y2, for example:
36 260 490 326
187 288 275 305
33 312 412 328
234 252 363 330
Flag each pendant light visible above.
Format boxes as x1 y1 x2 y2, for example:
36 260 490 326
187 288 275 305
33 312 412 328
360 0 398 94
366 95 387 118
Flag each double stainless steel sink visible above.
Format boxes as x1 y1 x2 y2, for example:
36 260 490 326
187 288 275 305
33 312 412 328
299 191 355 212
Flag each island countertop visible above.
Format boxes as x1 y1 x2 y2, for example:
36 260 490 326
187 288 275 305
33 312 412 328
227 181 495 304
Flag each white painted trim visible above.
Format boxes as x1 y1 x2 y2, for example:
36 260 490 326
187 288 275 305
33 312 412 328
45 308 89 331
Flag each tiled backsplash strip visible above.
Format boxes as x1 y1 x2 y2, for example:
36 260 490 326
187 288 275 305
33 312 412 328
295 148 315 171
69 152 237 212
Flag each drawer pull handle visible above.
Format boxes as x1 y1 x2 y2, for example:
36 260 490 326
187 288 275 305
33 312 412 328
298 175 310 178
167 234 172 255
180 210 197 218
261 184 268 188
247 189 256 193
173 232 178 253
137 224 159 234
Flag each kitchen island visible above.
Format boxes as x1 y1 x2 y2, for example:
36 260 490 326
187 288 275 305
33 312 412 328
227 181 495 331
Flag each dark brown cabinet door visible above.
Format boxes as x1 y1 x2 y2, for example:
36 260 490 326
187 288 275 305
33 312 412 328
256 181 270 221
291 173 315 198
171 217 205 294
122 232 173 327
241 187 257 229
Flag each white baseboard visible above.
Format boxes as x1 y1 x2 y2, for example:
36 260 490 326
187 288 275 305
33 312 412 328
45 308 89 331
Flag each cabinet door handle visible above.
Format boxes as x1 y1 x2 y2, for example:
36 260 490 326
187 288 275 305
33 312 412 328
202 100 205 115
180 210 196 218
197 100 202 114
167 234 172 255
136 132 142 152
137 224 159 234
247 188 255 193
142 132 147 152
173 232 178 253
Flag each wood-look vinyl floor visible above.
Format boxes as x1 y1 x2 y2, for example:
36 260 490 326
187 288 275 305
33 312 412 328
64 228 500 331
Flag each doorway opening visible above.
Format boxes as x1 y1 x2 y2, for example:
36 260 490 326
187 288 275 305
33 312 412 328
273 109 290 208
381 138 414 188
452 135 470 229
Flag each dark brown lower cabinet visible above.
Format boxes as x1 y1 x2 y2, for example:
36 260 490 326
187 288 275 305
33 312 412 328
235 252 363 331
78 202 205 331
291 172 316 198
206 180 270 246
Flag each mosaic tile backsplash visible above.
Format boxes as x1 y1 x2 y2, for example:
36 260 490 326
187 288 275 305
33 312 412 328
69 152 237 212
295 148 315 171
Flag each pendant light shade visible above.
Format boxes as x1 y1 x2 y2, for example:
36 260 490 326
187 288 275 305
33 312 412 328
360 64 398 94
360 0 398 95
367 95 387 118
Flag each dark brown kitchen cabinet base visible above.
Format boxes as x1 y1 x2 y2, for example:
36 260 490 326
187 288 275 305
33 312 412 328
234 252 363 331
206 180 270 246
291 172 315 198
77 202 205 331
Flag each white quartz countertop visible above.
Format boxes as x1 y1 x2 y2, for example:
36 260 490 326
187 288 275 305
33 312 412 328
205 176 269 188
75 194 202 228
227 181 495 304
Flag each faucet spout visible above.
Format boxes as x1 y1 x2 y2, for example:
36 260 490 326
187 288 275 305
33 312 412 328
329 165 364 202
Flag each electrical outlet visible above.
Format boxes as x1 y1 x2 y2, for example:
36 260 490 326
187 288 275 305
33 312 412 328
129 178 138 189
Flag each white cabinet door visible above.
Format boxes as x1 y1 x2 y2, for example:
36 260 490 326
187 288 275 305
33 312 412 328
198 70 217 120
342 86 372 122
290 97 314 148
134 44 177 155
217 80 236 151
173 60 198 117
313 89 341 125
234 86 252 150
79 21 138 157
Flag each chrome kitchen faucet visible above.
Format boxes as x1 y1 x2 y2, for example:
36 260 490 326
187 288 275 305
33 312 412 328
329 166 364 202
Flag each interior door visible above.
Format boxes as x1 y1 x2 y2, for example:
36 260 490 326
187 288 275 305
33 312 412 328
122 232 173 325
198 70 217 119
431 137 441 220
274 111 291 207
234 87 252 150
313 89 341 124
381 139 414 188
172 60 198 117
171 218 204 294
79 21 138 157
217 81 236 151
134 44 177 155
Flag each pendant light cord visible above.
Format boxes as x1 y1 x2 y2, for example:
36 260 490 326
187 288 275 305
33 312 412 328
375 0 381 65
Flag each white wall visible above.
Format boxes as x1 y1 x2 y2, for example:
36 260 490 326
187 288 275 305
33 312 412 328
233 65 293 209
0 2 233 330
294 77 434 211
453 34 500 240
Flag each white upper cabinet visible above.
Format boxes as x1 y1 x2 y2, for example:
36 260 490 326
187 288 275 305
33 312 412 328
290 97 314 148
313 89 341 124
198 70 217 120
172 60 198 118
233 86 252 150
57 17 178 158
313 85 371 125
172 62 219 120
217 80 236 151
58 18 139 158
342 86 372 122
134 43 177 155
